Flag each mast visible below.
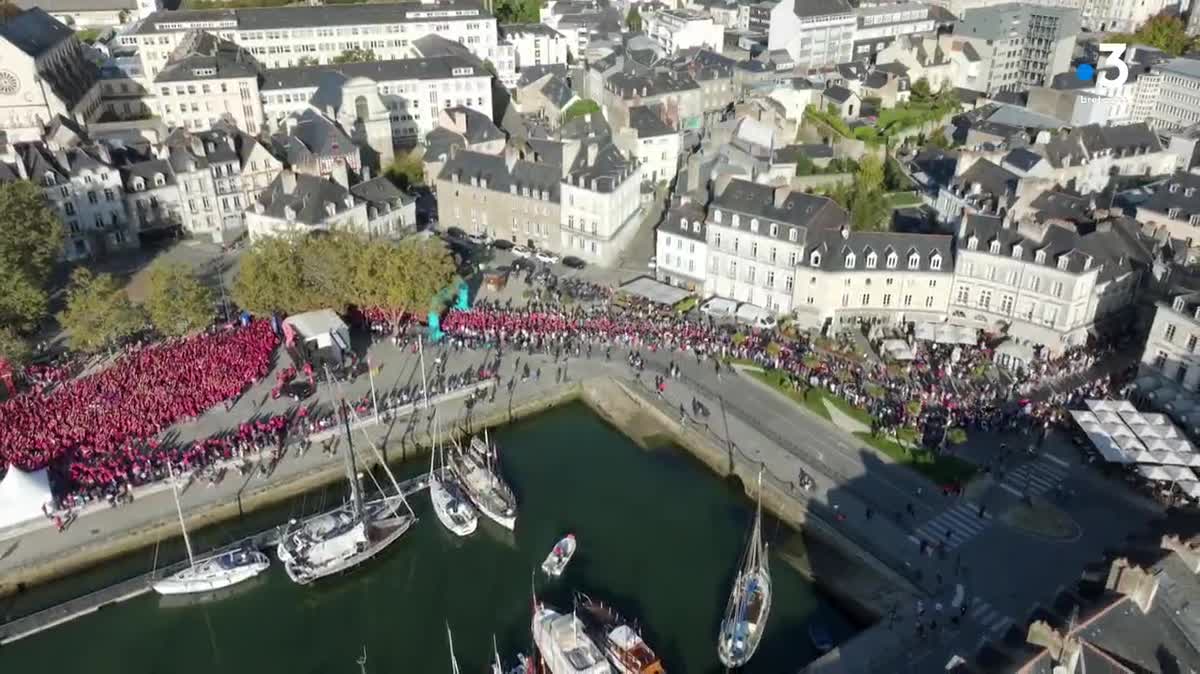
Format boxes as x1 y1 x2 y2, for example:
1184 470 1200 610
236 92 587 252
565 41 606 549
751 469 764 570
418 334 430 409
447 622 462 674
492 634 502 672
167 462 196 568
357 646 368 674
342 399 364 518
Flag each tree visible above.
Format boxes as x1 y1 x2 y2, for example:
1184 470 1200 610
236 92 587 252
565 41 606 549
385 152 426 190
59 268 144 353
626 6 643 32
296 55 320 67
910 77 933 103
297 231 365 312
794 154 816 176
1112 14 1193 56
563 98 601 123
332 47 377 64
232 236 308 315
0 181 64 332
0 327 31 366
142 261 214 337
847 155 890 231
494 0 539 23
355 238 456 323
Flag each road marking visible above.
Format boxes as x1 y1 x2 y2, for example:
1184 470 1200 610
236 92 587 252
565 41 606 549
970 603 990 619
999 482 1024 497
991 617 1014 634
1044 454 1070 468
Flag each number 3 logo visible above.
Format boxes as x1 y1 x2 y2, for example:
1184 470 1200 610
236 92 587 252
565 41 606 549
1096 43 1130 88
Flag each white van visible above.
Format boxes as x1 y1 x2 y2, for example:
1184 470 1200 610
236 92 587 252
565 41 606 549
735 303 777 330
700 297 739 319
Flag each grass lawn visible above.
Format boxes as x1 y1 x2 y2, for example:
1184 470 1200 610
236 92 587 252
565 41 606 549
854 432 977 483
749 370 831 420
885 191 922 209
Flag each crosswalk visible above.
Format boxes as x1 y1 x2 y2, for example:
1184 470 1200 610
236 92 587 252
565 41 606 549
967 596 1014 635
997 455 1070 499
908 502 993 550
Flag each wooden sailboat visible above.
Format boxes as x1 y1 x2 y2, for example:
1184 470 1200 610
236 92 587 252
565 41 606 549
716 470 772 668
577 594 666 674
450 429 517 531
276 378 416 584
153 462 269 596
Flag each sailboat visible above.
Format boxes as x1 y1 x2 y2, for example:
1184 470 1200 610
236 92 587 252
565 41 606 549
491 635 531 674
447 623 462 674
276 397 416 585
450 429 517 531
429 413 478 537
716 471 772 668
533 598 613 674
153 463 269 596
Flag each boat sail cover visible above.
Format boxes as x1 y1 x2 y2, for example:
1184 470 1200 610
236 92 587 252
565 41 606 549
0 465 52 529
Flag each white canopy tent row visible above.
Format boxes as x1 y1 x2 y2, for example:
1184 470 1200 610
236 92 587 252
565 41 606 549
0 465 53 530
1071 402 1200 470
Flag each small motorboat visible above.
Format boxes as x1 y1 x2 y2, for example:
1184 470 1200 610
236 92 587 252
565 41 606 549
540 533 577 578
808 621 833 653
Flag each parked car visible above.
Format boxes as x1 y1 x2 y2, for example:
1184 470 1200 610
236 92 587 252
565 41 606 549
700 297 738 319
735 302 777 329
535 250 560 264
491 238 514 251
445 226 466 240
511 257 536 272
562 256 586 269
512 245 533 258
467 232 489 246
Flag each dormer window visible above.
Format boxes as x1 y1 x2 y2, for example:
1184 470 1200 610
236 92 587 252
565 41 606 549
1191 215 1200 227
788 228 797 242
43 172 56 187
325 202 336 217
1187 188 1196 198
930 253 942 271
750 218 759 233
845 252 856 269
1170 207 1183 219
1174 297 1187 313
1057 256 1069 270
1035 250 1046 264
153 173 165 187
713 209 722 223
1170 183 1181 193
967 236 978 251
769 223 778 237
886 252 897 269
680 217 688 229
692 222 700 233
132 178 144 191
732 214 740 228
989 240 1000 254
865 252 877 269
908 253 919 270
810 250 822 266
1013 244 1023 259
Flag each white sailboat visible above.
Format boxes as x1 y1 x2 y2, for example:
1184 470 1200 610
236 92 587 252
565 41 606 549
716 471 772 668
451 429 518 531
153 463 269 596
429 413 478 537
277 391 416 585
533 600 613 674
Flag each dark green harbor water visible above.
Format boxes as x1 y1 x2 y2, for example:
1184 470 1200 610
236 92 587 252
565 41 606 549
0 404 856 673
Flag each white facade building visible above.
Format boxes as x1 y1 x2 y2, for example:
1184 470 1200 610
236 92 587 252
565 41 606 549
767 0 856 70
1081 0 1169 33
617 105 681 188
130 2 500 77
499 24 569 71
657 198 709 291
245 169 367 241
1140 293 1200 392
560 139 642 267
151 31 264 134
644 8 724 54
851 3 935 61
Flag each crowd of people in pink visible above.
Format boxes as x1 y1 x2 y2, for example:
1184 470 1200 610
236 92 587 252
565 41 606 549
0 321 279 501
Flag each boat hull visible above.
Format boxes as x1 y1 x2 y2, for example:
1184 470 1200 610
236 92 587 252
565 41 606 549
277 496 415 585
717 569 772 668
431 474 478 537
152 549 270 596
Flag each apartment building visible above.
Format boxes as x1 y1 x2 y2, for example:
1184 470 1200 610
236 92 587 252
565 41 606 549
499 24 569 71
600 69 703 131
10 0 163 27
1140 292 1200 391
851 3 936 61
245 169 368 240
151 31 264 134
1028 64 1161 127
129 2 500 77
945 3 1078 94
259 55 491 145
1081 0 1169 33
0 8 103 142
950 213 1146 352
767 0 857 70
435 142 563 251
1151 58 1200 131
560 138 642 266
925 0 1082 18
617 104 681 187
644 8 724 54
1136 171 1200 249
657 195 709 291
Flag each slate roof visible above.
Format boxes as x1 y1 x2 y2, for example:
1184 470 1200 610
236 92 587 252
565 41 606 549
437 148 562 203
270 109 354 166
533 73 577 110
802 230 953 273
260 55 487 91
824 85 855 103
663 199 707 243
628 105 674 138
874 62 909 77
499 23 564 38
1003 147 1043 173
0 8 75 58
773 143 833 163
517 64 569 88
255 171 354 226
155 30 260 83
565 139 635 193
836 62 867 82
1043 123 1164 169
442 106 505 145
607 70 700 98
559 112 611 140
350 176 413 208
120 159 177 189
1140 171 1200 220
958 214 1149 281
712 178 849 235
952 159 1020 198
134 1 492 34
792 0 852 19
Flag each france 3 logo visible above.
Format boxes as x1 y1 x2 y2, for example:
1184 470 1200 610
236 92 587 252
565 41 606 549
1076 43 1130 88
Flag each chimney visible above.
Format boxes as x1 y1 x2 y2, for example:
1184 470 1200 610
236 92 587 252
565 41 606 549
330 161 349 190
840 225 849 239
773 185 789 209
1162 535 1200 574
190 135 204 158
361 165 371 181
505 146 518 173
281 169 297 194
1025 621 1082 673
587 143 599 166
713 173 732 197
284 117 298 135
685 153 701 194
1105 558 1160 613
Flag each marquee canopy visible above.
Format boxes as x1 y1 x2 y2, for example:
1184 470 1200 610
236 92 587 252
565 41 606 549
0 466 52 530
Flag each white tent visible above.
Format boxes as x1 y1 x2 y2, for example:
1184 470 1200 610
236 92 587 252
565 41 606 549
1182 482 1200 499
1138 465 1175 481
0 466 52 530
882 339 915 361
1088 400 1138 414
